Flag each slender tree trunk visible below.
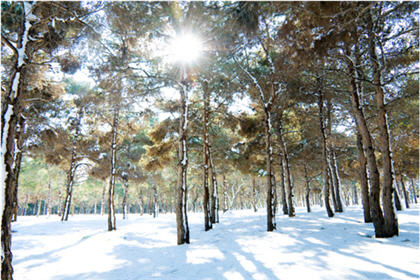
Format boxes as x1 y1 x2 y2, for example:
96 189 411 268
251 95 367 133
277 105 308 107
399 178 410 209
318 84 334 218
304 163 311 213
251 177 258 212
394 184 402 211
209 146 219 223
279 152 288 215
176 79 190 245
122 179 129 219
101 181 106 215
61 107 82 222
330 150 343 212
36 199 42 217
46 177 52 216
347 38 385 237
153 184 158 218
278 119 294 217
410 178 417 204
202 81 212 230
264 106 276 231
222 175 228 212
328 166 338 211
356 132 371 222
368 20 398 237
108 107 119 231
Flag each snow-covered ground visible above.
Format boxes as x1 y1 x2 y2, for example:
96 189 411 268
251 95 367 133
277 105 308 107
12 206 419 280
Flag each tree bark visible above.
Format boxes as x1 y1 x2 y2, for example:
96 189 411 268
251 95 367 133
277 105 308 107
304 163 311 213
107 106 119 231
399 178 410 209
176 80 190 245
202 81 212 230
278 152 288 215
153 184 159 218
409 178 417 204
209 146 219 223
12 114 25 222
278 119 294 217
368 18 398 237
101 181 106 215
122 179 129 219
264 106 276 231
356 132 371 222
318 84 334 218
330 150 343 212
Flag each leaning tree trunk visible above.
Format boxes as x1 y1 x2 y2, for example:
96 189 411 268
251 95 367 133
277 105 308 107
317 85 334 218
61 108 82 222
1 3 34 278
12 114 25 222
278 152 288 215
202 81 212 231
368 21 398 237
347 39 385 237
356 132 372 222
394 183 402 211
107 106 119 231
209 146 219 223
409 178 417 204
304 163 311 213
176 80 190 245
399 178 410 209
122 178 129 219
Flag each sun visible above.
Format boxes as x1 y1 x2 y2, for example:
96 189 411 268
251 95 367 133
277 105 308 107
167 33 203 65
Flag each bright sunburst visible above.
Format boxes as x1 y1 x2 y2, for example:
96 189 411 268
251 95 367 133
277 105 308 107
167 33 203 65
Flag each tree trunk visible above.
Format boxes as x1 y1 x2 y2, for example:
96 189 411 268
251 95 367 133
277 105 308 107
176 80 190 245
209 146 219 223
153 184 159 218
46 177 52 216
399 178 410 209
251 177 258 212
330 150 343 212
356 132 371 222
11 115 25 222
1 3 34 278
122 179 129 219
368 20 398 237
347 37 385 237
394 185 402 211
278 152 288 215
101 181 106 215
108 107 119 231
264 106 276 231
202 81 212 231
318 84 334 218
410 178 417 204
36 199 42 217
61 107 82 222
278 119 294 217
304 163 311 213
222 175 228 212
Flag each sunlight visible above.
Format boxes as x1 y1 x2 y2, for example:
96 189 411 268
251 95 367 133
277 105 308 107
167 32 203 65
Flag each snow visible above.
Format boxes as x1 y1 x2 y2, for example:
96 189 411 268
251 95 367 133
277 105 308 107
12 206 419 280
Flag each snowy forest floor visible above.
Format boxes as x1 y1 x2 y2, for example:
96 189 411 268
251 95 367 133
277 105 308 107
12 205 419 280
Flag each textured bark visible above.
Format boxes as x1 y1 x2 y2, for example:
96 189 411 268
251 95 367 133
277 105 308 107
251 177 258 212
202 81 212 230
318 86 334 218
330 150 343 212
356 132 372 222
176 81 189 245
153 184 159 218
278 153 288 215
368 19 398 237
394 186 402 211
107 107 119 231
264 107 276 231
222 175 228 212
304 163 311 213
347 34 385 236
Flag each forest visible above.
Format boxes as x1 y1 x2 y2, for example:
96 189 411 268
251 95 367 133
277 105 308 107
1 2 419 280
